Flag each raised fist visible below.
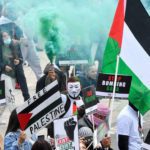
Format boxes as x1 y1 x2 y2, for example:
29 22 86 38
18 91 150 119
64 118 77 141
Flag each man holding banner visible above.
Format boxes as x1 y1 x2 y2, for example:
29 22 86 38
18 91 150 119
47 76 84 138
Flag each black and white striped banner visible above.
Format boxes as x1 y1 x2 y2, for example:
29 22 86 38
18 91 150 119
16 80 65 137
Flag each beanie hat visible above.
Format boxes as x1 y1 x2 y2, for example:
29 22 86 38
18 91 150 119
78 127 93 138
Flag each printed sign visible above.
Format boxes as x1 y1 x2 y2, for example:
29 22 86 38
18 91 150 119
59 60 88 66
82 86 98 114
0 80 6 104
54 116 79 150
16 80 65 137
96 73 132 98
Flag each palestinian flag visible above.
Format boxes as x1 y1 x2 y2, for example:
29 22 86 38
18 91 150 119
102 0 150 115
16 80 65 137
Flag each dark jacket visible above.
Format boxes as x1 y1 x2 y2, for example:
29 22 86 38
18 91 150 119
36 74 64 93
0 41 30 101
36 75 47 93
36 64 66 93
43 63 66 92
0 41 23 77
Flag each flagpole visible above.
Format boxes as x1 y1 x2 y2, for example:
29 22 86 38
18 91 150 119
108 54 120 132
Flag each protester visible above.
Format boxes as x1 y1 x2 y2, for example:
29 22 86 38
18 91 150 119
1 4 43 81
31 140 52 150
78 64 98 89
78 103 113 150
0 30 30 102
117 102 143 150
43 62 66 91
47 76 84 138
36 64 66 93
79 127 93 149
79 137 88 150
4 109 34 150
62 76 84 117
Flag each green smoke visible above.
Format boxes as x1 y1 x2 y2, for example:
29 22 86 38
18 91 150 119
40 15 60 63
1 0 117 64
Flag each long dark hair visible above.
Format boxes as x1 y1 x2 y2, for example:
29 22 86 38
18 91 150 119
31 140 52 150
5 109 20 135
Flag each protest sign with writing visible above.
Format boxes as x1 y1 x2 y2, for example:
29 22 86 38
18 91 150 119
96 73 132 99
16 80 65 137
59 60 88 66
82 85 98 114
54 115 79 150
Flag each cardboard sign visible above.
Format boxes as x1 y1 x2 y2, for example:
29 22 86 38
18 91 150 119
59 60 88 66
96 73 132 99
54 116 79 150
82 86 98 114
16 80 65 137
0 80 6 104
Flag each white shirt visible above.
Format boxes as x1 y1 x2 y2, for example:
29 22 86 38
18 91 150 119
117 105 142 150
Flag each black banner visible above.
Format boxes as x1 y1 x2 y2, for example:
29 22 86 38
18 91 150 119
82 85 98 114
96 73 132 99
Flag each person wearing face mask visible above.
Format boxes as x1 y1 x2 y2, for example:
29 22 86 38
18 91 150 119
0 31 30 105
47 76 84 138
61 76 84 117
0 4 43 82
78 103 113 150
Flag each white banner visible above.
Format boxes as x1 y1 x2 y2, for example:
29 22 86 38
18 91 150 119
54 116 79 150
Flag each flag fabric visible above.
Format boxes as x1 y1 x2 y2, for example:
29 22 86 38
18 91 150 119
73 101 78 115
17 80 65 137
101 0 150 115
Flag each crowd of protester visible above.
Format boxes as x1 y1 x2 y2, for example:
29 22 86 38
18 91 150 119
0 2 150 150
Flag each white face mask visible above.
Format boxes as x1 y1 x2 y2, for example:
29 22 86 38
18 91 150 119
4 38 11 45
67 82 81 99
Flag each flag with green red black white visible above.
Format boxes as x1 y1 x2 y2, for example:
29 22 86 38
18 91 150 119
101 0 150 115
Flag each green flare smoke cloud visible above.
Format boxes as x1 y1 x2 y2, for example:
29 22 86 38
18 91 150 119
1 0 149 63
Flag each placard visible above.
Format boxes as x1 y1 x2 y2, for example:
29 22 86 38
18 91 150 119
54 116 79 150
82 86 98 114
96 73 132 98
16 80 65 137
